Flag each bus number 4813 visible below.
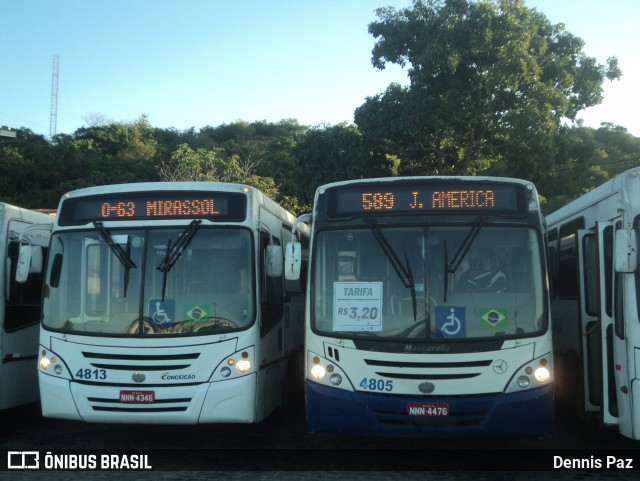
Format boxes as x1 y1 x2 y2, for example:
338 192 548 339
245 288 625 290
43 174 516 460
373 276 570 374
75 368 107 380
359 378 393 392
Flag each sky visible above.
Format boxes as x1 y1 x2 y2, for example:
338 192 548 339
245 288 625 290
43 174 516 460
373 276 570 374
1 0 638 138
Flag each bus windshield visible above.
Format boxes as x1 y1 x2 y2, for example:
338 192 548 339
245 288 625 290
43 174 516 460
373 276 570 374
312 224 545 340
43 227 254 336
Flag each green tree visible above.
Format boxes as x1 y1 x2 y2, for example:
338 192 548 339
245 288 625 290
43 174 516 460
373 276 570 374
0 129 51 207
593 124 640 176
156 143 308 214
355 0 621 176
156 144 243 182
292 123 374 206
537 126 609 213
535 124 640 213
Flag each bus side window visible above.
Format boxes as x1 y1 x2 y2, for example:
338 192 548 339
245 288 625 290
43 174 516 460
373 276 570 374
5 240 47 332
558 218 585 300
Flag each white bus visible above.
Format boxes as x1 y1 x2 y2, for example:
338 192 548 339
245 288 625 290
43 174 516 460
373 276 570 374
547 167 640 440
38 182 308 423
285 176 553 438
0 202 52 410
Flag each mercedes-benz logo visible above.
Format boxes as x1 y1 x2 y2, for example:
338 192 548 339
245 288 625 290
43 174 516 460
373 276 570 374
492 359 508 374
418 381 435 394
132 372 146 383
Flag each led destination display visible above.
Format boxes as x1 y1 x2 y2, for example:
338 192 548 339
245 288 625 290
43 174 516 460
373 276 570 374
331 182 522 216
57 191 247 225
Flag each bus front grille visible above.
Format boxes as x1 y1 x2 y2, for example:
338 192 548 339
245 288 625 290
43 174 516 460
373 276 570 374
364 358 491 381
81 350 200 371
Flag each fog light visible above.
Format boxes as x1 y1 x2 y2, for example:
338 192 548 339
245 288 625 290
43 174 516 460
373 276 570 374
221 367 231 378
517 376 530 389
534 367 550 383
310 364 326 380
236 359 251 373
39 357 51 370
330 373 342 386
54 364 63 375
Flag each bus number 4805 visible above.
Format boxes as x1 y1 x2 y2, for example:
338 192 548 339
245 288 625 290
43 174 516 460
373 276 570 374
359 378 393 392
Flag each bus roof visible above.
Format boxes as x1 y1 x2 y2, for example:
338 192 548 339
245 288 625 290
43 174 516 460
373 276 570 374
56 182 297 227
546 167 640 226
315 175 537 192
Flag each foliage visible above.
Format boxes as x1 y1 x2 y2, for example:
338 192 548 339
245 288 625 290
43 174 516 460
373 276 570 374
356 0 621 176
292 123 373 206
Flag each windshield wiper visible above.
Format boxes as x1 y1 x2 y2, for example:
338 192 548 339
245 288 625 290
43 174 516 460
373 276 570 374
93 222 136 297
157 220 201 301
365 218 417 322
443 217 482 302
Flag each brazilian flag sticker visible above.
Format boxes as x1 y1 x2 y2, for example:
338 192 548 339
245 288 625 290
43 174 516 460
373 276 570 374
184 304 210 322
479 308 508 328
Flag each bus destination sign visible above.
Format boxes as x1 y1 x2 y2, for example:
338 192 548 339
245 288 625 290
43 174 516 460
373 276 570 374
58 191 247 225
332 182 521 216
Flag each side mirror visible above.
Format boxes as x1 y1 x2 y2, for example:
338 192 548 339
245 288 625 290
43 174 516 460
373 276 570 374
30 246 43 274
15 245 32 283
284 241 302 281
265 245 283 277
615 229 637 273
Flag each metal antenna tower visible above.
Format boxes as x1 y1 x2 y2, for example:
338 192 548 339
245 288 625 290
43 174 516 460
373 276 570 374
49 54 59 138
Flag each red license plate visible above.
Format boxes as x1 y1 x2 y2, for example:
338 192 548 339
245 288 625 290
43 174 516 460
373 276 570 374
119 390 155 403
407 402 450 417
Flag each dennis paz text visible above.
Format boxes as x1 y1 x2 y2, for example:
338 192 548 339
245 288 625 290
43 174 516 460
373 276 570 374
554 456 634 470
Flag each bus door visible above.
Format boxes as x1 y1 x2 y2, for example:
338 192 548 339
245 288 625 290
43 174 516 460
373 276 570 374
578 222 620 426
612 225 634 438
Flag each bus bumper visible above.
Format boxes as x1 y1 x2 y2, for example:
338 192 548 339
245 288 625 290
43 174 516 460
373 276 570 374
39 372 257 424
306 381 553 438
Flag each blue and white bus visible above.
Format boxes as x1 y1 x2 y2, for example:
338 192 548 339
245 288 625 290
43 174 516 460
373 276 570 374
38 182 307 423
286 176 552 437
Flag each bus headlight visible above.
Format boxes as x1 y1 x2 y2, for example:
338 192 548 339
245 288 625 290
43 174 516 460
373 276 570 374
506 354 553 392
310 364 326 380
39 356 51 370
517 376 530 389
534 367 550 383
236 359 251 373
214 347 255 380
39 348 69 379
306 351 353 391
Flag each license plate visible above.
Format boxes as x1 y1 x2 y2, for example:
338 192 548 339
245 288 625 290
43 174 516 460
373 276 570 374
407 402 450 417
119 390 155 403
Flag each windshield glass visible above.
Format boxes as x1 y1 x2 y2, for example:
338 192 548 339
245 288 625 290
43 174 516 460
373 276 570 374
312 224 545 340
43 227 254 336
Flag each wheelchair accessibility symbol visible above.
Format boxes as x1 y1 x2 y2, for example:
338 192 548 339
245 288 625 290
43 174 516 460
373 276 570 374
435 306 466 338
149 299 175 326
